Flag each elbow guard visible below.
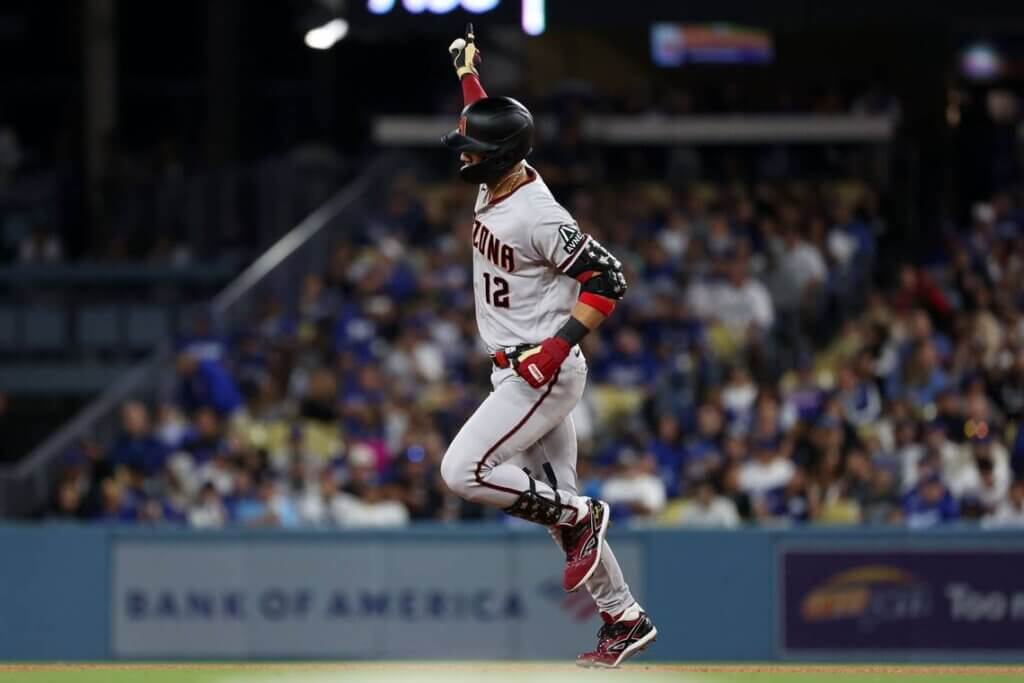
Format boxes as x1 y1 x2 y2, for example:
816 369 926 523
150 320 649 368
565 238 627 314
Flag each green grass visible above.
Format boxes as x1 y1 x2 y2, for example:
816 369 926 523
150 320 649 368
2 663 1022 683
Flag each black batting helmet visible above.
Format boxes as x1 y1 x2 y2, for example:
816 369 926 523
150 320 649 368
442 96 534 185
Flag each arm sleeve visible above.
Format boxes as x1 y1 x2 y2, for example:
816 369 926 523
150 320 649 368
462 74 487 106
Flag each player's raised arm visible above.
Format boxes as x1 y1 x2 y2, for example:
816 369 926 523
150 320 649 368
507 228 628 389
449 23 487 105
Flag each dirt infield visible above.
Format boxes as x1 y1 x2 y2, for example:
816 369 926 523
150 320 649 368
2 663 1024 676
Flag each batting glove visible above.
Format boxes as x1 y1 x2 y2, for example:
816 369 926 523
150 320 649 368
514 337 570 389
449 23 481 80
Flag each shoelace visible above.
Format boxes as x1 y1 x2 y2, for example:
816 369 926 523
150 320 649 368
595 621 630 651
561 523 585 559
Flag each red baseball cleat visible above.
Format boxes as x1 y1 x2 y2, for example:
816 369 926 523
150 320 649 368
561 498 610 592
576 609 658 669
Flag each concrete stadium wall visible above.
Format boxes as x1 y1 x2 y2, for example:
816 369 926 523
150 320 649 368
1 525 1023 662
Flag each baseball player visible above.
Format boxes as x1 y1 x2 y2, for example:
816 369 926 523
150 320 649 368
438 25 657 668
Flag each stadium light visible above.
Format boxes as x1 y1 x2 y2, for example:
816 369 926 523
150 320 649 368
305 18 350 50
462 0 500 11
368 0 500 14
521 0 545 36
961 43 1002 81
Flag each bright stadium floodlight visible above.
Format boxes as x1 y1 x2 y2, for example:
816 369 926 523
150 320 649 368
521 0 545 35
368 0 499 14
462 0 500 12
961 42 1002 81
305 18 350 50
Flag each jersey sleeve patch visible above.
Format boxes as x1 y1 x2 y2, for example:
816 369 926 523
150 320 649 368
556 234 591 272
557 223 585 255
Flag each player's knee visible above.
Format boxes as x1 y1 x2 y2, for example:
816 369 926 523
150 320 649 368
440 450 472 498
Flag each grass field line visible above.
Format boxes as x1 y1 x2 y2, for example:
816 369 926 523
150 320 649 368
3 662 1024 675
5 663 1024 683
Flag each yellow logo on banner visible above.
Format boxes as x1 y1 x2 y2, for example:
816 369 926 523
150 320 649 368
801 565 918 622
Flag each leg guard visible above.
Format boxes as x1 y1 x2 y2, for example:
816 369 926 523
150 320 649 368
504 477 566 526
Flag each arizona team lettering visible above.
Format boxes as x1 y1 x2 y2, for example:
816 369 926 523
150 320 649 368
472 220 515 273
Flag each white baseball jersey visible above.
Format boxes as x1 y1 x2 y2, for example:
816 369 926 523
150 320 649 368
470 166 590 352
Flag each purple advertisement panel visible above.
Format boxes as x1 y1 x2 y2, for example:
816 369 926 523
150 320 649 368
782 550 1024 652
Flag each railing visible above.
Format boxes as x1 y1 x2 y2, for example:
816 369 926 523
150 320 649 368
0 349 175 517
0 154 402 518
209 154 398 330
374 113 898 146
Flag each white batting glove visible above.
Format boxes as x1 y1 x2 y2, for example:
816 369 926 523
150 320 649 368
449 23 481 80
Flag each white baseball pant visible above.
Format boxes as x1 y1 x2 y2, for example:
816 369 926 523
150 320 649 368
440 348 636 614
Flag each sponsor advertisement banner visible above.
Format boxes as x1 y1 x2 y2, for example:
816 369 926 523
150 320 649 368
782 550 1024 652
112 536 642 659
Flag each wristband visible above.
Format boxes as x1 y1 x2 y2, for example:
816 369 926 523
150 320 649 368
555 316 590 347
579 292 616 316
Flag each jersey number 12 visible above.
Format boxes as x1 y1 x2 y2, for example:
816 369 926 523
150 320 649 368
483 273 510 308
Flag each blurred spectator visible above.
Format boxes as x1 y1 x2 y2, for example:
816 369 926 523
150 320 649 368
983 479 1024 528
648 415 688 498
300 367 339 423
687 254 774 361
860 467 901 525
674 480 741 529
99 477 138 523
596 328 660 387
188 483 227 528
335 443 409 527
837 366 882 427
108 401 169 476
50 477 85 520
601 451 668 519
893 264 953 322
903 476 960 529
949 434 1012 514
765 215 827 319
181 407 226 465
18 226 63 263
176 352 242 416
228 471 301 528
680 405 724 493
393 446 445 521
738 440 794 498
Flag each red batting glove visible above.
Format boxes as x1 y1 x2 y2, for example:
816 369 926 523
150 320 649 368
514 337 570 388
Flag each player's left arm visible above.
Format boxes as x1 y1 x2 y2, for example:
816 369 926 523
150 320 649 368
512 236 627 388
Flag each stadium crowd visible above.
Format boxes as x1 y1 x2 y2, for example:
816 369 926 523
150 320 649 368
46 160 1024 530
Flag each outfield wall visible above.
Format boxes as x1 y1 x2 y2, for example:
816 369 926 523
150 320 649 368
2 525 1024 662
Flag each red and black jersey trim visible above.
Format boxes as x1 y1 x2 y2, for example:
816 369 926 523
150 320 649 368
473 369 560 496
